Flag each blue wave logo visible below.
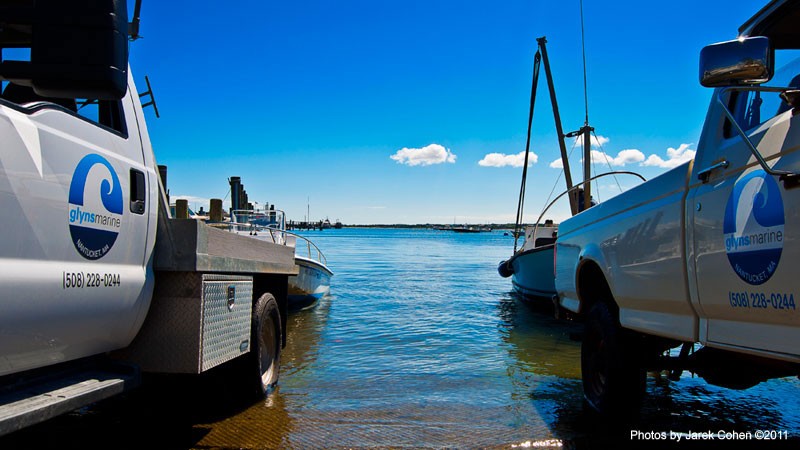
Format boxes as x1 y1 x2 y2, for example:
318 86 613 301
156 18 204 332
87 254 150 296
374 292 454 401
723 170 784 285
68 154 123 260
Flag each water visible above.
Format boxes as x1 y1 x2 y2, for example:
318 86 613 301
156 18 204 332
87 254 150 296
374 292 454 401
2 228 799 448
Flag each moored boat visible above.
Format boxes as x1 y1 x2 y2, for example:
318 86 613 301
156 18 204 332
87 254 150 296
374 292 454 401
451 225 481 233
499 221 558 299
228 209 333 310
285 232 333 310
499 37 644 303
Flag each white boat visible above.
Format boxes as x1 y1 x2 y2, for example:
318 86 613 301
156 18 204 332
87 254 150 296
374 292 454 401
498 38 644 303
499 220 558 299
286 234 333 309
228 209 333 310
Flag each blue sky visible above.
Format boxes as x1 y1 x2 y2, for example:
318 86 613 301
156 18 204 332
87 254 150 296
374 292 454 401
130 0 760 224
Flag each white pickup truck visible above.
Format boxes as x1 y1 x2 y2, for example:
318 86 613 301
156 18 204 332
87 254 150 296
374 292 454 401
0 0 296 434
554 0 800 414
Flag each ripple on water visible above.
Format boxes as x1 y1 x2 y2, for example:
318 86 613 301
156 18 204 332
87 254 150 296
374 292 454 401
1 228 798 449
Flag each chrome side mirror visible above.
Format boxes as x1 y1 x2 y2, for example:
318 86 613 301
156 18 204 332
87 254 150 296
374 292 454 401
699 36 773 87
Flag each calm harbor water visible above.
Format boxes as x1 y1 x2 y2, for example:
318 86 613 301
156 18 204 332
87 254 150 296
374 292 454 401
2 228 799 448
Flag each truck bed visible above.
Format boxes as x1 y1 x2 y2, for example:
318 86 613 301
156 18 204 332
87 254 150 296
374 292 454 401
154 218 298 275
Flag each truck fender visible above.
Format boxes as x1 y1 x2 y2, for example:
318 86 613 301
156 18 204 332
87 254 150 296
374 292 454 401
574 243 616 316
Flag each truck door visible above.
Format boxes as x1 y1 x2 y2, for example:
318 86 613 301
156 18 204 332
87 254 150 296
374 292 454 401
687 58 800 361
0 78 153 376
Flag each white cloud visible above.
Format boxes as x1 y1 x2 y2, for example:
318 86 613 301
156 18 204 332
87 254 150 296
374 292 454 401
549 148 644 169
590 149 645 167
390 143 456 166
173 195 219 208
478 151 537 168
547 137 696 172
573 134 610 149
548 134 614 170
642 143 696 169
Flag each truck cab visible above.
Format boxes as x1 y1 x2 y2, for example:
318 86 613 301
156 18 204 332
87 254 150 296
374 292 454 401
687 2 800 361
0 1 157 377
553 0 800 415
0 2 296 435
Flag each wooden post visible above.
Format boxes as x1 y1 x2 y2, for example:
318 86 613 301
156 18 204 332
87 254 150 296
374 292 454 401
210 199 223 222
175 199 189 219
158 165 169 205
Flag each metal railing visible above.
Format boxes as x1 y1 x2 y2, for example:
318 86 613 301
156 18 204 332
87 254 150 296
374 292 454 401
231 209 286 233
515 171 647 252
287 229 328 266
210 210 328 267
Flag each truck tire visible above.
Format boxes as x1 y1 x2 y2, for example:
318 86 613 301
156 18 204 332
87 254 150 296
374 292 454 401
254 293 282 395
581 301 645 415
232 292 282 398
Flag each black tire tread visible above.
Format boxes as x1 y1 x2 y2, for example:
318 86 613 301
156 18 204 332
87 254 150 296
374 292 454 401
581 301 645 415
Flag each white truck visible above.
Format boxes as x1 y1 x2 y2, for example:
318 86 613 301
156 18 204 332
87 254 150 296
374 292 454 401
0 0 296 434
554 0 800 414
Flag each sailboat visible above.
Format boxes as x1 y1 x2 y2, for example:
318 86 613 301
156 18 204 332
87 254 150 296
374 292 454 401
498 35 644 302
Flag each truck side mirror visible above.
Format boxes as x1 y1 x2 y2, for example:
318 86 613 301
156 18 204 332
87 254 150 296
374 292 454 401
699 36 773 87
0 0 129 100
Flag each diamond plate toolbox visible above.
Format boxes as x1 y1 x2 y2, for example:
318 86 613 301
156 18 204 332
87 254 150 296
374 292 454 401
201 274 252 371
117 272 253 373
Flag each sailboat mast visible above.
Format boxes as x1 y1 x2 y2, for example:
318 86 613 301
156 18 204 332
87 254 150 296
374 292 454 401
537 37 578 216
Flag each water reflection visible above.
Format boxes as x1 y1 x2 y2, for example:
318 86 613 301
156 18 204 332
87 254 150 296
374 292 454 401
193 295 334 448
1 229 798 448
0 299 336 450
498 293 800 449
0 368 295 449
497 293 582 380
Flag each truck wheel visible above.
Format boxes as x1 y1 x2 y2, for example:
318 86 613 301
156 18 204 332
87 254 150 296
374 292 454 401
581 301 645 415
235 293 282 398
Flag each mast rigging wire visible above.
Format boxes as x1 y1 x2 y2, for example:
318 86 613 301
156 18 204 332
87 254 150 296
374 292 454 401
513 50 542 253
542 137 579 216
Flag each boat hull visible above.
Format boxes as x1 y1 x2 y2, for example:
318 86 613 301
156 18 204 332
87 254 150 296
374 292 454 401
508 244 556 299
288 256 333 310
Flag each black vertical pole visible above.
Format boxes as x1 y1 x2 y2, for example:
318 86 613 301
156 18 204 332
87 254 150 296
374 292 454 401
538 37 578 216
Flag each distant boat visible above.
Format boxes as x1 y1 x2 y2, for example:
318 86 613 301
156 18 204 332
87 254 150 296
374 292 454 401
451 225 480 233
229 209 333 310
334 219 343 229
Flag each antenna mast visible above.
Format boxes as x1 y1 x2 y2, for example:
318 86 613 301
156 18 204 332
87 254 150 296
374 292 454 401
579 0 592 210
129 0 143 41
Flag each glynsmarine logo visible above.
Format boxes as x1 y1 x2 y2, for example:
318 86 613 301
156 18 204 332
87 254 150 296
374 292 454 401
723 170 784 285
68 154 123 260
